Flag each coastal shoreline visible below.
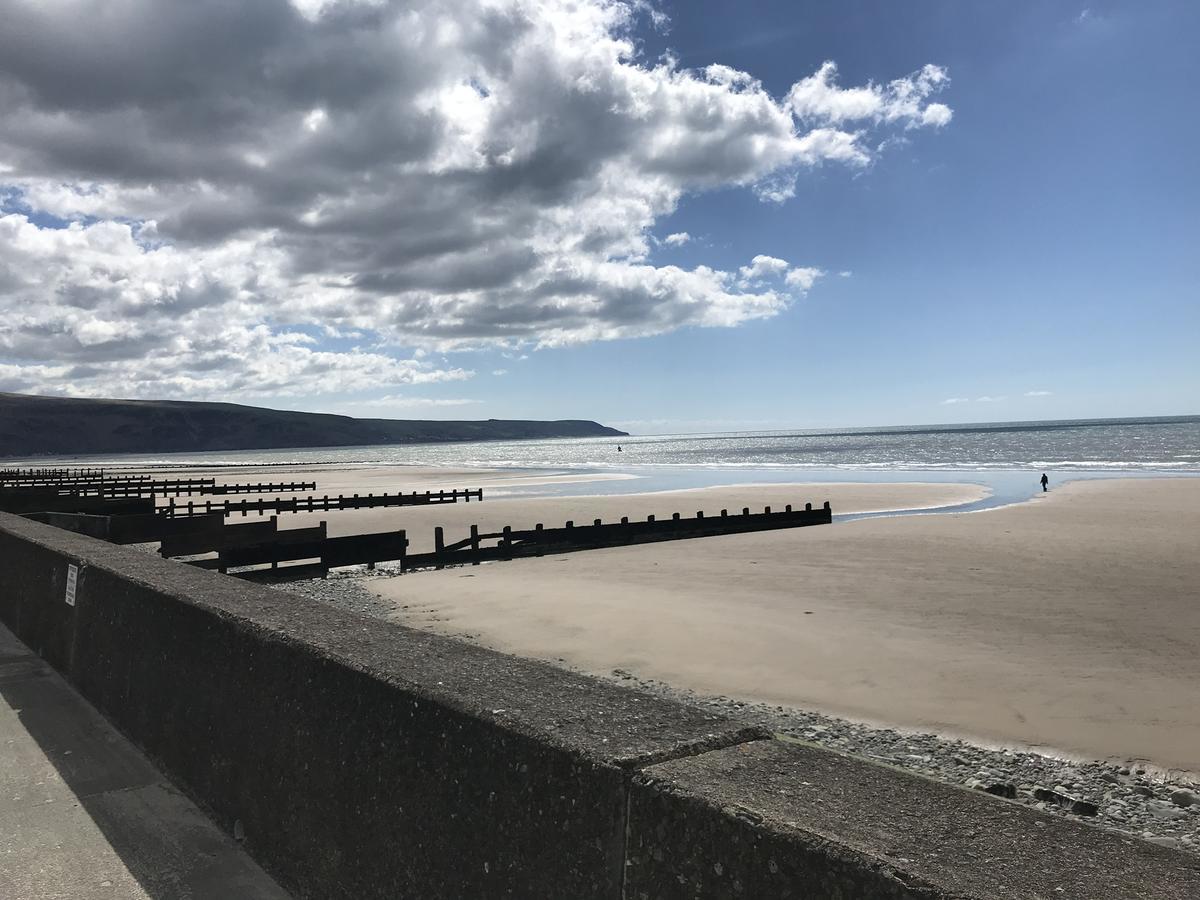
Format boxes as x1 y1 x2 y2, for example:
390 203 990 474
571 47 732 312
337 477 1200 770
39 460 1200 852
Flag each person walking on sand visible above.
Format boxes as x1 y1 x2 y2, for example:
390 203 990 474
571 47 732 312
1040 473 1049 492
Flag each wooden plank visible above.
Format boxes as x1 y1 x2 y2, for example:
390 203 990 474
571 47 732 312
158 487 484 518
160 517 279 557
399 503 833 571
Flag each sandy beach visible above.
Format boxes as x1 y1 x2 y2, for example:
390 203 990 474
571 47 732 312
340 477 1200 774
140 464 1200 772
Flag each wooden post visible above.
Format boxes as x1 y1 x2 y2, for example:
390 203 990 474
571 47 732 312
765 506 771 514
647 515 655 523
470 524 480 565
823 501 831 511
535 523 544 557
435 526 445 569
697 511 704 519
785 504 792 512
805 502 812 511
743 507 750 516
672 512 680 520
566 520 574 528
399 530 407 574
720 509 728 517
502 525 512 560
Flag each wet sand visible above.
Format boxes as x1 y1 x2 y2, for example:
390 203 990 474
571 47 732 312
362 478 1200 773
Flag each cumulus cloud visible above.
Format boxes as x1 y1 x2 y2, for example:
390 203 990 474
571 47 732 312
1024 390 1053 397
663 232 691 246
784 266 824 291
941 397 969 405
738 255 791 282
787 61 953 130
0 0 951 399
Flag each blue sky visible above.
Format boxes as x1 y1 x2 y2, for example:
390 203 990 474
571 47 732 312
0 1 1196 432
481 1 1200 431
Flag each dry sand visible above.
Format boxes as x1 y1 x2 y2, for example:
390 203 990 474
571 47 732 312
361 477 1200 773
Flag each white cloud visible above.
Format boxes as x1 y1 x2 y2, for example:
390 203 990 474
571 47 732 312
491 368 508 376
976 395 1006 402
787 61 953 130
940 397 969 405
739 255 791 282
0 213 468 399
664 232 691 246
0 1 952 399
784 266 824 291
1025 390 1053 397
838 270 853 278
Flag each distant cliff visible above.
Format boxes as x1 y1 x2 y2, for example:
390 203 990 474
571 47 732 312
0 392 627 458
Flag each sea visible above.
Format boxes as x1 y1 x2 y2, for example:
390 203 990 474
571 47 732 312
17 415 1200 515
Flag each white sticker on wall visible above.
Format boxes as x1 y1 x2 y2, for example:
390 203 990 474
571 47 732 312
65 564 78 607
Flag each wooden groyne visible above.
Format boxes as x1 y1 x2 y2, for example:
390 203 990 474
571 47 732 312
0 478 325 496
162 502 833 579
3 467 830 582
417 502 832 570
159 488 483 519
0 466 108 482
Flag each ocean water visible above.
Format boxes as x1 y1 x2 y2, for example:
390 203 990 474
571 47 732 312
13 415 1198 514
26 414 1200 473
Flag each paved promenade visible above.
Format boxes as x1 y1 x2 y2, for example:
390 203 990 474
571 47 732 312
0 623 288 899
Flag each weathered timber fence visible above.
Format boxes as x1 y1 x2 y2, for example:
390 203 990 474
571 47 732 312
0 474 159 488
159 488 483 519
22 511 226 545
0 466 107 482
0 493 156 516
13 479 317 498
182 501 832 580
0 478 219 497
207 481 317 495
185 522 331 573
184 526 409 577
410 502 833 571
159 516 284 557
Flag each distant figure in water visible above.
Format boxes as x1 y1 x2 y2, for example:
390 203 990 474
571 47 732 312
617 445 622 452
1040 472 1049 492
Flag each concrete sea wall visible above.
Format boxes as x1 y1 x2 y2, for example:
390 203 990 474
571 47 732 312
1 511 1197 899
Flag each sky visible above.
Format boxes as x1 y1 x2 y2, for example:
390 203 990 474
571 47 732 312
0 0 1196 433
